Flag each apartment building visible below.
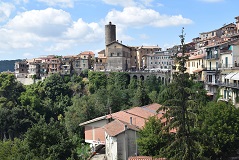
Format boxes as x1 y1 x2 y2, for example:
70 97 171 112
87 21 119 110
94 50 107 71
143 50 173 71
187 52 206 82
218 40 239 106
14 52 95 79
15 61 28 78
28 62 40 78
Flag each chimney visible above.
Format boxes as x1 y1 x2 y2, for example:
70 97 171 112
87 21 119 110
124 124 128 131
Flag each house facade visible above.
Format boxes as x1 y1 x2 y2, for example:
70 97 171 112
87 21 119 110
104 119 139 160
79 103 164 159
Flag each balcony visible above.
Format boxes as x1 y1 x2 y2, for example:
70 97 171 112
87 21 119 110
204 67 219 71
220 82 239 89
206 54 219 60
205 80 220 86
218 63 239 70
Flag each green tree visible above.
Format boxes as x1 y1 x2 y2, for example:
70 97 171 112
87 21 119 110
160 28 206 160
144 75 160 93
24 118 73 159
132 80 149 107
43 73 71 101
137 116 169 156
0 138 29 160
88 71 107 94
65 95 96 138
200 101 239 159
0 73 24 108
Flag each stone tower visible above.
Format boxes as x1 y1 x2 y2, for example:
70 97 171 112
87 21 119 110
105 22 116 46
235 16 239 33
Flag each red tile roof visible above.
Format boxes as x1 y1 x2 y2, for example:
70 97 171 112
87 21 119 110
80 51 95 55
80 103 164 129
104 119 139 137
189 53 205 60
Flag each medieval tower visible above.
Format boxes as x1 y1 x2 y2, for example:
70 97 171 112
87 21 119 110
105 22 116 46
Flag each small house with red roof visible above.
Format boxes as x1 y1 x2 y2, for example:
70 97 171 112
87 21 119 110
79 103 165 160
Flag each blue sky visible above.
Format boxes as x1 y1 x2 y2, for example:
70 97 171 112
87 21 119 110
0 0 238 60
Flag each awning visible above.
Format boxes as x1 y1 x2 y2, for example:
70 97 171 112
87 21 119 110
230 73 239 80
225 72 237 79
206 92 214 96
193 69 203 73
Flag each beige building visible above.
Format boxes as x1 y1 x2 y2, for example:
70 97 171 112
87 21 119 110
61 55 74 75
14 61 28 78
186 53 206 82
78 51 95 70
104 119 139 160
94 49 107 71
105 41 131 71
98 22 161 72
28 62 40 78
80 103 164 159
219 40 239 106
143 50 173 71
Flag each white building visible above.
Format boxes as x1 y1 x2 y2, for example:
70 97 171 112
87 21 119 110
104 119 139 160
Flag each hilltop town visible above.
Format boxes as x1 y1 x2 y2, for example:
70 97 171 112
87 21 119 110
14 16 239 106
0 15 239 160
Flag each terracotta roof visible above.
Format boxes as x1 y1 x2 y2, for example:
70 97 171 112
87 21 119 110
104 119 139 137
189 53 205 60
80 51 95 55
80 103 163 128
144 103 162 111
108 110 147 128
193 68 203 73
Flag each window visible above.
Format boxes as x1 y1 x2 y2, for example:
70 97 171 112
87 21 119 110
208 75 212 83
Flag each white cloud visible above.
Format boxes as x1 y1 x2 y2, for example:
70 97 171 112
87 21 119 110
102 0 159 8
105 7 193 28
14 0 29 4
140 0 153 7
102 0 137 7
63 18 104 42
37 0 74 8
6 8 72 37
0 8 104 53
0 2 15 22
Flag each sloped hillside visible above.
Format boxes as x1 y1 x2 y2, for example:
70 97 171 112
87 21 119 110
0 60 21 72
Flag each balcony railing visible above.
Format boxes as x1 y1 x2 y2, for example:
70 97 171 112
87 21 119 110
219 82 239 89
206 54 219 59
205 80 220 86
218 63 239 69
